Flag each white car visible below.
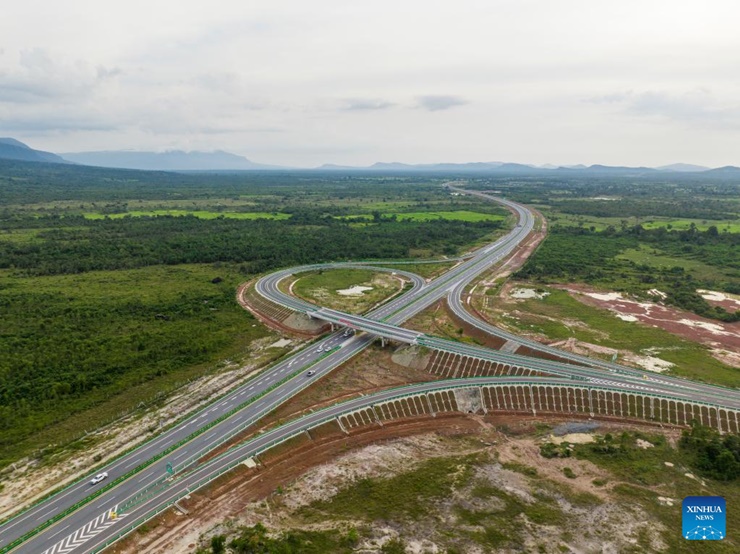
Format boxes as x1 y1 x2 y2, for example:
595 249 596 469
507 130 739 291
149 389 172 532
306 370 316 377
90 472 108 485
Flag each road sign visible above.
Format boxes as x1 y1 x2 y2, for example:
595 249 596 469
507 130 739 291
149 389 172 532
166 462 174 475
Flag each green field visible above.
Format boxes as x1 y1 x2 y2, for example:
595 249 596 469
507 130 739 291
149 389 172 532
491 288 739 386
293 268 401 314
84 210 290 220
641 218 740 233
617 243 736 282
342 210 506 223
541 211 740 233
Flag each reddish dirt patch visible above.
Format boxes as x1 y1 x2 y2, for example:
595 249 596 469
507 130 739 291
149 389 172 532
697 290 740 313
560 284 740 355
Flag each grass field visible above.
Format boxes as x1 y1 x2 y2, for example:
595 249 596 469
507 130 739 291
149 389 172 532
641 218 740 233
292 268 401 314
617 243 736 282
542 210 740 233
492 287 739 386
0 229 45 243
342 211 506 223
83 210 290 220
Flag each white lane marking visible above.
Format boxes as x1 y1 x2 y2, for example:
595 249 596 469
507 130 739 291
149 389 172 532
172 450 189 461
42 509 127 554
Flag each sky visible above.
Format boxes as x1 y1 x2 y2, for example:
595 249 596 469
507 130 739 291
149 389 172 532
1 0 739 167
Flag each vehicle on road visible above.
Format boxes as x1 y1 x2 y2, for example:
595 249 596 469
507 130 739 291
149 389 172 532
306 370 316 377
90 472 108 485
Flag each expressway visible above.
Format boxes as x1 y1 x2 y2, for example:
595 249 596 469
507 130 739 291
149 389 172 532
4 186 739 554
0 190 532 553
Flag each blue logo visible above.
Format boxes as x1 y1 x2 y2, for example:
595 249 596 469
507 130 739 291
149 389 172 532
683 496 725 540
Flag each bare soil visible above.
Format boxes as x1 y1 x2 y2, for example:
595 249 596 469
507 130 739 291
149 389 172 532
560 284 740 355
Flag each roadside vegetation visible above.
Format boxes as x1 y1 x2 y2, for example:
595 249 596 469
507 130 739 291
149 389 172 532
0 264 270 466
541 425 740 552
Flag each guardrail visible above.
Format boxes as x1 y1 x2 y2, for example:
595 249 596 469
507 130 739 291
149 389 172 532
88 375 729 553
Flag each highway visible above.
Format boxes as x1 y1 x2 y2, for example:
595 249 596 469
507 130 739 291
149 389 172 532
3 186 739 553
3 201 531 553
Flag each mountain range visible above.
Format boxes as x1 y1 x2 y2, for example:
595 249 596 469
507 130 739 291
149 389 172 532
1 137 738 175
60 149 281 171
0 138 68 164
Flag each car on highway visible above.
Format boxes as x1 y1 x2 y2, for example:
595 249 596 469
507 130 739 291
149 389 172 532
306 370 316 377
316 346 324 353
90 472 108 485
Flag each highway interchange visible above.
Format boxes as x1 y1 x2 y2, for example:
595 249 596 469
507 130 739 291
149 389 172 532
1 187 739 554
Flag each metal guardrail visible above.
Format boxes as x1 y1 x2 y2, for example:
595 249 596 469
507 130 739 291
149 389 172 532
88 375 737 553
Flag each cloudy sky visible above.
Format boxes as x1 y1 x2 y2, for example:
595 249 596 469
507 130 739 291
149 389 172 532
2 0 739 167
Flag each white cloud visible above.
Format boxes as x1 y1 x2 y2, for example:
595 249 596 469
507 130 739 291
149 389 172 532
342 99 395 111
1 1 739 166
415 95 468 112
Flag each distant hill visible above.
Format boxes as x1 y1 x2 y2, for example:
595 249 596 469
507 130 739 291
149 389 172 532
316 161 674 174
657 163 710 172
61 150 284 171
0 138 68 164
319 161 507 172
704 165 740 175
582 164 657 174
